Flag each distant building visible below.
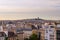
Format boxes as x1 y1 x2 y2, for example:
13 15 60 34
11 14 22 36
0 32 6 40
0 26 3 32
0 19 59 40
8 31 17 40
16 28 24 40
23 28 32 39
17 31 24 40
56 23 60 40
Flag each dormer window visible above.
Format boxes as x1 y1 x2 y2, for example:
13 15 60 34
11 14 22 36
50 26 54 28
39 26 42 29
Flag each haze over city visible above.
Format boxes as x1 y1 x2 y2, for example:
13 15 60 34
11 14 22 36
0 0 60 20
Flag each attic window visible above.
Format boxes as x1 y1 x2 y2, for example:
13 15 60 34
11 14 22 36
40 26 42 28
50 26 54 28
8 22 13 24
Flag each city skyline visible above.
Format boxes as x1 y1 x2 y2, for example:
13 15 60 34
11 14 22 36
0 0 60 20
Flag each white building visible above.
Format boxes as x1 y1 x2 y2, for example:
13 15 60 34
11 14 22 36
6 24 16 31
44 23 55 40
23 28 32 38
0 26 3 32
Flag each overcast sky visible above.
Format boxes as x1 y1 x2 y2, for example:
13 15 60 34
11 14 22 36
0 0 60 20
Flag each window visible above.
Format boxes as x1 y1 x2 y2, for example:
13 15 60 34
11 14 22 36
46 30 48 33
50 26 54 28
49 30 52 31
50 35 54 37
50 38 54 40
0 34 2 36
45 39 48 40
57 24 60 27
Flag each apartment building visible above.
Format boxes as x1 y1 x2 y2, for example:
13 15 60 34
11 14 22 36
0 20 59 40
0 32 6 40
56 23 60 40
8 31 17 40
31 22 56 40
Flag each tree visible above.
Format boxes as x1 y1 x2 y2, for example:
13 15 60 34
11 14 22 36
24 38 29 40
29 34 38 40
5 37 8 40
16 39 19 40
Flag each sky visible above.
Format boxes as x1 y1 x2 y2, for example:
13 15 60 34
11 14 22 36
0 0 60 20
